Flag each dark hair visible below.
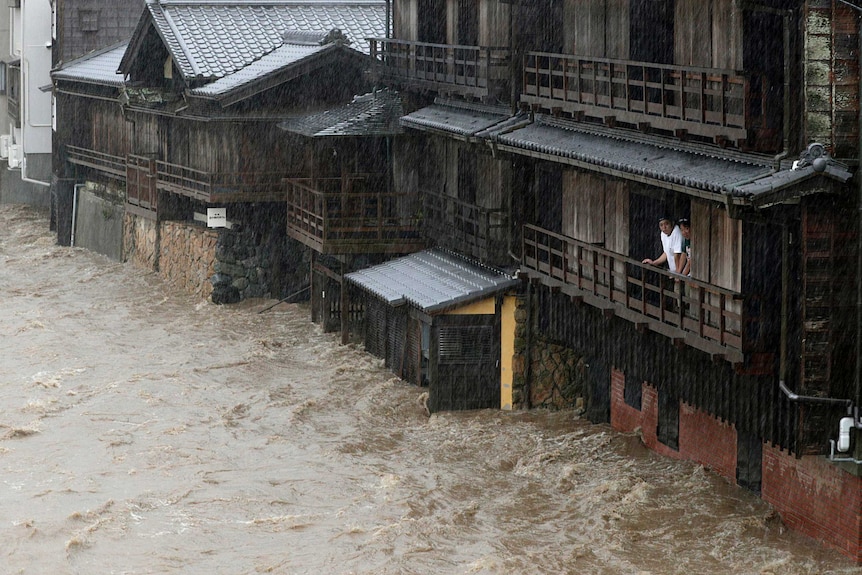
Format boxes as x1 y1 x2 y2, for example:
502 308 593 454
677 218 690 227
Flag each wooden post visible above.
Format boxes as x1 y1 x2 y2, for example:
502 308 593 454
340 260 349 345
310 251 318 324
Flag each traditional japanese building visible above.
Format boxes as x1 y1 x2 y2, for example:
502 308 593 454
367 0 862 563
52 0 388 300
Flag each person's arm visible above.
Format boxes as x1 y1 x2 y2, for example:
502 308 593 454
674 251 685 274
643 252 668 266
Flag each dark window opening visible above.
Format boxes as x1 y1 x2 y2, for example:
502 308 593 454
624 373 642 410
418 0 446 44
657 388 679 450
457 148 477 204
457 0 478 46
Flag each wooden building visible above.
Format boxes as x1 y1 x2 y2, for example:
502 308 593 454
52 0 389 300
369 0 862 563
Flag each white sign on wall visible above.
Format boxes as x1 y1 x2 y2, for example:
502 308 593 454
207 207 227 228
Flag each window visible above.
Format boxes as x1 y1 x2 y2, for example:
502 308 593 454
0 62 6 95
656 388 679 450
624 374 642 410
78 9 99 33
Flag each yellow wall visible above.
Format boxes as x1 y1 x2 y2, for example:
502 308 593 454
500 295 516 410
445 298 495 315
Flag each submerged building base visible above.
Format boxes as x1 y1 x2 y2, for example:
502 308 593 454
610 368 862 564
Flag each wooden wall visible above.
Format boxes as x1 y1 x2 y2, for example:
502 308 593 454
563 0 630 59
561 169 629 252
675 0 742 69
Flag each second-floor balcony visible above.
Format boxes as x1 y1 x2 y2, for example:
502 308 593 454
370 38 510 101
422 188 508 265
522 224 757 364
285 176 425 255
66 145 127 179
522 52 774 150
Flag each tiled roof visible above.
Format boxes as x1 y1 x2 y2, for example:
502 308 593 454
144 0 385 81
52 43 128 87
400 99 511 139
492 115 855 200
189 41 328 97
277 89 403 137
493 115 775 195
345 248 519 314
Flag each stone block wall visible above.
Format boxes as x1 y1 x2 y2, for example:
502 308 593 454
159 221 218 300
123 213 158 271
511 294 584 410
124 213 277 303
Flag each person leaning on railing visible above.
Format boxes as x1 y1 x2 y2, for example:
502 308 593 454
642 216 684 274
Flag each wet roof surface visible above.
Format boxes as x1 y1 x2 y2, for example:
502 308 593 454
52 43 128 86
400 100 510 138
345 249 519 313
277 89 403 136
494 116 774 194
145 0 386 80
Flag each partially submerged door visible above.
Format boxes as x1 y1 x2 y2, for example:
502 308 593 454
428 313 500 413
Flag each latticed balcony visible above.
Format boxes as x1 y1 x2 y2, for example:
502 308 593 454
522 52 775 150
522 224 758 364
285 176 425 255
369 38 510 101
422 188 508 265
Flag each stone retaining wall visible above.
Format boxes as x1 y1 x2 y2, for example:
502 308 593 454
160 221 218 300
512 294 585 410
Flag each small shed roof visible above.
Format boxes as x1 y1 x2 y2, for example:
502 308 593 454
345 249 519 314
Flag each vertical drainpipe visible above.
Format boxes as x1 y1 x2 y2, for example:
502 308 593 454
855 7 862 427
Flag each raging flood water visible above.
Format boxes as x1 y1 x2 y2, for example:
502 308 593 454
0 204 859 575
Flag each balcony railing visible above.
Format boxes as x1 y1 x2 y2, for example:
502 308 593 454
155 161 287 202
522 52 766 147
422 188 508 263
285 176 425 255
65 145 126 179
370 38 510 100
523 224 752 361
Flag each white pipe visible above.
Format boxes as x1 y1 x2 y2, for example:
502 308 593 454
838 417 855 452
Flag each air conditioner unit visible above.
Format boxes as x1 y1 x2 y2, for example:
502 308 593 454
0 135 11 160
7 144 21 169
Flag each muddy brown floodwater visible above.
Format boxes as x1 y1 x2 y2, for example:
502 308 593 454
1 204 860 575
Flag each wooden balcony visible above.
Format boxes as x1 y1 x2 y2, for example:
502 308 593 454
422 188 508 264
65 145 126 179
285 176 425 255
155 161 287 202
522 224 755 363
369 38 510 101
522 52 770 149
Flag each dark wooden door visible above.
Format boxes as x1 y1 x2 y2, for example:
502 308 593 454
428 314 500 413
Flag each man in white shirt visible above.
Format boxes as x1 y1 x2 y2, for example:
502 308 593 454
642 217 684 274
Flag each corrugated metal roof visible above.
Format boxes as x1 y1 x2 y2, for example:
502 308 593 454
277 89 403 137
400 101 510 138
345 248 519 314
144 0 385 81
52 43 128 87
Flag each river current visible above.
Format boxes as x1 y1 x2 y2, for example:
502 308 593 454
1 204 860 575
